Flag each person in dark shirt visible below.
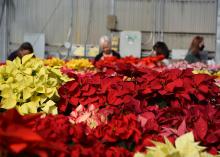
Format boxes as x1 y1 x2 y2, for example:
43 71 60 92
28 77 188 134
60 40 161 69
8 42 34 61
94 36 120 62
152 41 171 65
152 41 170 59
185 36 208 64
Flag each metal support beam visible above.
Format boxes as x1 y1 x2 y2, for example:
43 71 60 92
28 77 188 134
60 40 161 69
216 0 220 63
110 0 115 15
0 0 8 61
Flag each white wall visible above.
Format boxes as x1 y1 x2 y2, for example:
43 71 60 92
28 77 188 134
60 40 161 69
6 0 217 54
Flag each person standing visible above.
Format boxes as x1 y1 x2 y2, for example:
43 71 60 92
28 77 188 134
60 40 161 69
94 36 120 62
185 36 208 64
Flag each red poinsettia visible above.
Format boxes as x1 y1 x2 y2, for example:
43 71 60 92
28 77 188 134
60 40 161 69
95 56 118 69
94 55 165 71
105 146 133 157
137 69 220 108
117 56 139 65
60 66 77 78
139 55 165 67
33 114 71 143
94 113 142 144
0 109 68 157
56 64 220 154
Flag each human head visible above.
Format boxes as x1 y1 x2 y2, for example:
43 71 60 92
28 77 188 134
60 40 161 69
18 42 34 58
99 36 111 55
189 36 204 54
153 41 170 59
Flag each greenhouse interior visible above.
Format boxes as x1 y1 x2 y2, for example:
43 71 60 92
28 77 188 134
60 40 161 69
0 0 220 156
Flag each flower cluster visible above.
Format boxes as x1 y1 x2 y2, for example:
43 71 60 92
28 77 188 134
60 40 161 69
135 132 217 157
69 104 110 129
167 61 207 70
94 55 165 73
44 57 65 67
1 56 220 156
66 58 94 71
0 109 68 157
57 66 220 155
0 54 71 115
59 68 219 112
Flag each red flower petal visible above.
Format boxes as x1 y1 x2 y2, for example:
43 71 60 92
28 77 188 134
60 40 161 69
198 85 209 93
165 79 183 92
177 120 186 136
70 97 79 106
197 93 206 101
2 125 43 142
194 74 207 85
194 117 208 140
9 143 27 153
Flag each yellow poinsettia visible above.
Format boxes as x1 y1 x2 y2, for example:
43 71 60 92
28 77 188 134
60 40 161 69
134 132 219 157
193 70 220 78
0 54 71 115
193 70 211 75
44 57 65 67
213 71 220 79
66 58 94 71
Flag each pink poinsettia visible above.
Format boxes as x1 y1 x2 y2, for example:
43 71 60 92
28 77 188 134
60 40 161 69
69 104 112 129
167 61 207 70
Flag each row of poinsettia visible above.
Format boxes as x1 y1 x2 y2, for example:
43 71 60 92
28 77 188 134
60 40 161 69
1 109 218 157
0 55 220 156
56 58 220 156
1 108 219 157
44 56 220 79
58 68 220 153
44 55 164 69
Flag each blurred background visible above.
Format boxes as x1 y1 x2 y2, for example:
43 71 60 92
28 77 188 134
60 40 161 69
0 0 219 61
